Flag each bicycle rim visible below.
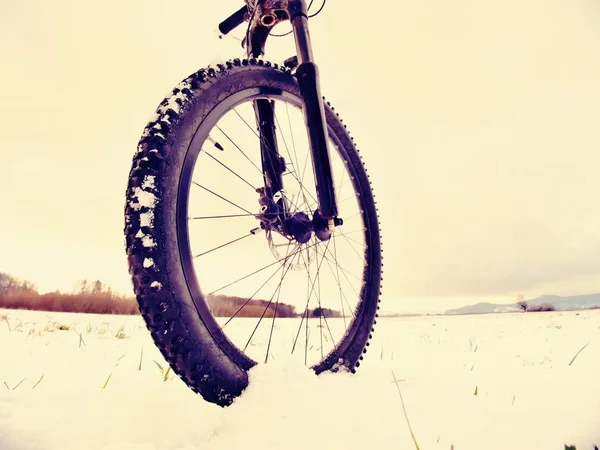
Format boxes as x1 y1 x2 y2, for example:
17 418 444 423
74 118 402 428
177 86 373 369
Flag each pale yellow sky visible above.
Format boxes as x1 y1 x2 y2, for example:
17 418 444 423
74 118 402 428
1 0 600 311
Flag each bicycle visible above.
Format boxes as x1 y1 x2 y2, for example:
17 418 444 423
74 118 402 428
124 0 382 407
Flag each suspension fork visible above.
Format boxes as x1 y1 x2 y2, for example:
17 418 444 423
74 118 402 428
290 0 338 226
251 0 338 229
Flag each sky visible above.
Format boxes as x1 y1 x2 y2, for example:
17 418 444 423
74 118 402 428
1 0 600 312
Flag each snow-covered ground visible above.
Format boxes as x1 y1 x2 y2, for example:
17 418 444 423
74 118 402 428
0 308 598 450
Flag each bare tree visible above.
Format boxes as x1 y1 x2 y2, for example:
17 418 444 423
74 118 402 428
0 272 38 295
516 294 528 312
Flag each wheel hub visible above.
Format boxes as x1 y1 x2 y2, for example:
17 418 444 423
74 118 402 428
283 212 313 244
256 188 342 244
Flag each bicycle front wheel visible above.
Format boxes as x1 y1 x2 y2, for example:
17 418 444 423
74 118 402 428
125 58 382 406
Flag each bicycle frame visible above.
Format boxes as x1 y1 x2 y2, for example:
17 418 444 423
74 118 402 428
220 0 339 231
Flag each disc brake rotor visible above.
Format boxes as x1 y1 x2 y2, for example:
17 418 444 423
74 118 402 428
265 229 313 270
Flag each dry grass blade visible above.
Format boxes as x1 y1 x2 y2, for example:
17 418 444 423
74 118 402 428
153 360 164 374
102 373 112 390
115 353 127 367
2 316 11 332
12 378 25 391
77 332 87 348
163 366 172 382
392 370 420 450
568 341 591 366
138 347 143 371
32 374 44 389
115 326 127 339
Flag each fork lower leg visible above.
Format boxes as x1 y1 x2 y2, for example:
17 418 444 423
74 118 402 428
291 2 338 222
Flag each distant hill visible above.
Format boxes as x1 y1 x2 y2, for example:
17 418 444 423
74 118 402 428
445 293 600 315
444 302 520 315
527 294 600 311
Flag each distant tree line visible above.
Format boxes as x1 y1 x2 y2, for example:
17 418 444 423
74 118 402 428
205 295 343 319
1 272 343 318
0 272 138 315
206 294 298 318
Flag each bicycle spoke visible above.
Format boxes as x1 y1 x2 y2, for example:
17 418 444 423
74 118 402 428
291 239 331 355
343 211 361 222
189 213 261 220
336 228 365 247
265 241 295 362
315 245 324 360
303 193 356 217
279 186 303 214
207 239 320 295
321 249 355 318
304 305 310 366
194 230 257 259
336 229 366 262
221 262 286 328
216 124 263 175
284 102 301 180
202 150 257 190
192 181 254 215
304 246 311 365
290 243 313 357
244 247 299 352
235 107 283 162
332 234 347 328
319 244 362 300
299 150 311 207
275 112 311 210
334 227 366 237
320 241 364 283
336 164 347 204
314 244 336 350
234 108 260 138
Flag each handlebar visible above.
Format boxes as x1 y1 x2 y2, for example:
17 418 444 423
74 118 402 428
218 5 249 35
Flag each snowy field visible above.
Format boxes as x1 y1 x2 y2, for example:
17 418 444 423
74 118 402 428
0 308 598 450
